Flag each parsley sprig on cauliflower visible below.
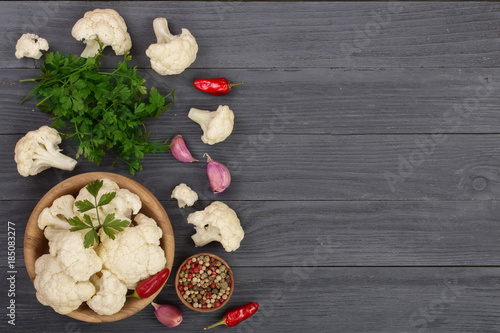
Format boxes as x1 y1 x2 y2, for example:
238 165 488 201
34 178 167 315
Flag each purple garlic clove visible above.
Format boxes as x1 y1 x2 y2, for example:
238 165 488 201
205 154 231 194
171 135 198 163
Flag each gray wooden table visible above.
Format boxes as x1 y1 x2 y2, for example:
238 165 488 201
2 1 500 332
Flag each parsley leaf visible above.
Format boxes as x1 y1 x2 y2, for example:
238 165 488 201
84 229 99 249
69 179 129 248
86 179 103 198
98 192 116 207
102 213 130 240
68 216 92 232
75 200 95 213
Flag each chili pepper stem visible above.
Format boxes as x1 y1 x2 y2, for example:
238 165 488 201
127 290 140 299
151 302 159 309
229 82 243 88
204 318 227 330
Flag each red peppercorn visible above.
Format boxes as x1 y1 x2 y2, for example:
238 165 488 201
180 290 185 296
210 283 216 289
194 268 199 274
178 284 184 291
188 273 193 279
202 304 207 309
215 301 221 308
181 265 187 271
188 283 193 289
193 78 243 96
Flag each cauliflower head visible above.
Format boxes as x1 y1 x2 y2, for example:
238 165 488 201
14 126 77 177
34 254 96 315
44 228 103 281
187 201 244 252
188 105 234 145
97 213 166 288
146 17 198 75
87 270 127 315
72 8 132 58
38 194 76 230
15 33 49 59
171 183 198 208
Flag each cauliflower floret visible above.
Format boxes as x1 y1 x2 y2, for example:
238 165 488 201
97 213 166 289
74 178 139 226
188 105 234 145
34 254 95 315
72 8 132 58
171 183 198 208
15 33 49 59
145 17 198 75
38 194 76 230
87 270 127 315
44 228 102 281
14 126 77 177
187 201 244 252
102 188 142 222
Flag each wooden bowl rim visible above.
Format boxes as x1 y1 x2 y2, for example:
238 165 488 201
175 252 234 313
23 172 175 323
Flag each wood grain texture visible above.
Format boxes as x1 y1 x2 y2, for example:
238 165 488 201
2 2 500 69
2 134 500 201
2 266 500 332
4 67 500 136
6 199 500 267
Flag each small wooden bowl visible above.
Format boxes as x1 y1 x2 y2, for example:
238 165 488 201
175 253 234 313
24 172 175 323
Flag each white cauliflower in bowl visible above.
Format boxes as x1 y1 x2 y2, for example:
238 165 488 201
31 177 169 317
34 254 96 315
97 213 166 289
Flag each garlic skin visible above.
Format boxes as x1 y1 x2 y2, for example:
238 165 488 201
171 135 197 163
205 154 231 194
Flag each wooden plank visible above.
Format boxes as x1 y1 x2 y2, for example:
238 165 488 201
6 199 500 266
2 133 500 201
2 266 499 332
4 67 500 136
2 2 500 69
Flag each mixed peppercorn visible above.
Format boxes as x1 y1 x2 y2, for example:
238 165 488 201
178 255 232 309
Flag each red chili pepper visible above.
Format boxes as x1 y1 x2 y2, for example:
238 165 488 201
193 78 243 95
204 302 259 330
128 268 170 299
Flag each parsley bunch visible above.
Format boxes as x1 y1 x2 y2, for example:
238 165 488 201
20 45 174 174
68 180 129 248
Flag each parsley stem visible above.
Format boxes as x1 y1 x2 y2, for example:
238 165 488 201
94 194 102 228
36 94 53 106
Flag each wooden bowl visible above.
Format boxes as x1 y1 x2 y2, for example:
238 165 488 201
175 253 234 313
24 172 175 323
